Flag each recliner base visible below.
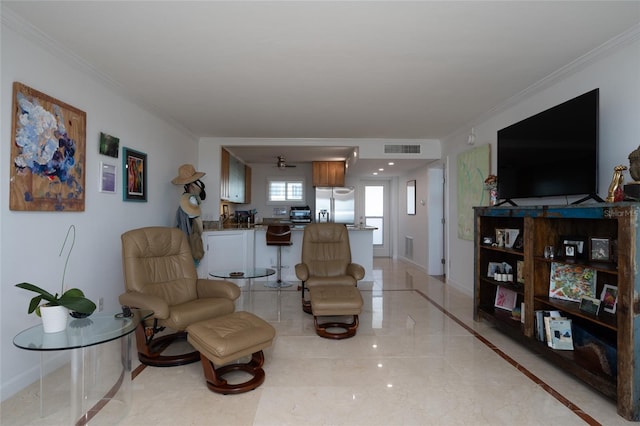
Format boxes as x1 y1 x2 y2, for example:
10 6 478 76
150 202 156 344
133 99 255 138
134 323 200 367
200 350 266 394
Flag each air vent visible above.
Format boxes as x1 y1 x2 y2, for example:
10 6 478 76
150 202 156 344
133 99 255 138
384 144 421 154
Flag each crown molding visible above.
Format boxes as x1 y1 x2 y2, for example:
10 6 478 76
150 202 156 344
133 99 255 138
1 6 198 141
446 23 640 143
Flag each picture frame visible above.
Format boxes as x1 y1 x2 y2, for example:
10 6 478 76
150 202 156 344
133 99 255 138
222 204 229 217
564 244 577 258
407 180 416 215
516 260 525 284
590 237 611 262
10 82 86 212
122 147 147 202
487 261 502 278
559 236 586 257
99 162 117 194
579 296 601 316
494 286 517 311
600 284 618 314
99 132 119 158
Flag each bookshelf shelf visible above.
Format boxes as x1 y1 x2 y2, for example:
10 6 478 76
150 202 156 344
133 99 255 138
474 204 640 421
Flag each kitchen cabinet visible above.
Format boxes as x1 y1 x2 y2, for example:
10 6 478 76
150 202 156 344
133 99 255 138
312 161 345 187
198 230 255 279
220 148 250 203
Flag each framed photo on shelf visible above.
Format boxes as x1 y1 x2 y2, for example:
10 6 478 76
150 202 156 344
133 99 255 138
494 286 517 311
600 284 618 314
122 147 147 202
563 244 577 259
590 237 611 262
579 296 601 315
516 260 525 284
487 262 502 278
559 236 586 257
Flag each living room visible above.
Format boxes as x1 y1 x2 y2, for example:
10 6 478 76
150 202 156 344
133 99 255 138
1 2 639 423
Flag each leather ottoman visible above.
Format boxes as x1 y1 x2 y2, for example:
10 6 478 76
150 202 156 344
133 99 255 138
187 311 275 394
308 284 363 339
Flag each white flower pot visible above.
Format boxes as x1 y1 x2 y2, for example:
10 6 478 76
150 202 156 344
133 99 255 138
40 305 68 333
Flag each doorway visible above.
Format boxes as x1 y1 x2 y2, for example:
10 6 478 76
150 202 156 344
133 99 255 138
362 180 391 257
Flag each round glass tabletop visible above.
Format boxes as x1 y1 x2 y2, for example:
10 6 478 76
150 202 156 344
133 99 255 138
210 268 275 279
13 309 152 351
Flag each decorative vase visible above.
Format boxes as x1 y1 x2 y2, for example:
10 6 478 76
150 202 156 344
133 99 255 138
40 305 68 333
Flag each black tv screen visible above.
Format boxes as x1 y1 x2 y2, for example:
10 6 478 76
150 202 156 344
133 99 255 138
497 89 599 201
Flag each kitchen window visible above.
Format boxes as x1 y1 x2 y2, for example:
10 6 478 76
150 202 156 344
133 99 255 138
267 178 305 203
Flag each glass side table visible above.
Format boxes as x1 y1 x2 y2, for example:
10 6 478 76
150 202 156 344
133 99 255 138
14 309 151 425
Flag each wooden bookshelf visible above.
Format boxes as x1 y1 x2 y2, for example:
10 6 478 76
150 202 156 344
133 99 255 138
473 204 640 420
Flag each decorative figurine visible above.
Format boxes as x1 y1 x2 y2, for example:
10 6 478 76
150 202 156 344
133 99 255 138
484 174 498 206
624 147 640 200
606 165 627 203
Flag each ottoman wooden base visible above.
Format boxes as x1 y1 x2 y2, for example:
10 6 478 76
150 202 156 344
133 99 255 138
309 285 363 340
187 311 275 394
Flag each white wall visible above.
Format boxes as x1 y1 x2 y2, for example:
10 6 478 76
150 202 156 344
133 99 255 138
442 33 640 295
0 18 198 400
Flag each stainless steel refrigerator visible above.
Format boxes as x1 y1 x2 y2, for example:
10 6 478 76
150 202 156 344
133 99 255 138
315 187 355 224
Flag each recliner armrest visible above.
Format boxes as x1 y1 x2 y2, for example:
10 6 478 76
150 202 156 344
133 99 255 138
119 291 170 319
295 263 309 281
196 279 241 301
347 263 365 281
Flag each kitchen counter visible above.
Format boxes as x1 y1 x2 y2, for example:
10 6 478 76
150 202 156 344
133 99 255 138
198 224 375 281
203 223 376 232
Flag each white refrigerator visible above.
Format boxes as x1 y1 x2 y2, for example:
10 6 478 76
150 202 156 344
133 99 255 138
315 187 355 224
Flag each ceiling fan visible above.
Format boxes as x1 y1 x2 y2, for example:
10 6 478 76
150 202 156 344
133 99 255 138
276 155 296 169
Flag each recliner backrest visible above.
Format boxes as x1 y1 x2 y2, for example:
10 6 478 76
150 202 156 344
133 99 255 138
300 223 352 277
122 227 198 305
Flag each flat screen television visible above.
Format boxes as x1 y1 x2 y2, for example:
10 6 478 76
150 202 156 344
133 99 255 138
497 88 599 204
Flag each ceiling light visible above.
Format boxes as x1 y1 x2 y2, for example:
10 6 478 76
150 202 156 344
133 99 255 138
378 168 384 171
373 172 378 176
388 162 395 166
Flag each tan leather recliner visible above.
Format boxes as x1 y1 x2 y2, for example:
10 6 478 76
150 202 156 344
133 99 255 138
119 226 240 366
295 223 365 312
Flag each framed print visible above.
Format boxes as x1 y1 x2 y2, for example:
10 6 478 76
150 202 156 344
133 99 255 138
122 147 147 202
494 286 517 311
222 204 229 217
579 296 601 315
600 284 618 314
516 260 525 284
590 237 611 262
407 180 416 215
10 82 86 211
549 262 597 302
99 132 119 158
99 162 116 193
564 244 577 258
560 236 586 257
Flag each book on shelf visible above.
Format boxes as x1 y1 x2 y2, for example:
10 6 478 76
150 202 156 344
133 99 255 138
535 310 562 343
549 318 574 350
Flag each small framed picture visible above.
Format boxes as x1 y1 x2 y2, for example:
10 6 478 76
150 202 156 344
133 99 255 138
560 236 586 257
99 162 116 193
99 132 119 158
590 237 611 262
122 147 147 202
579 296 601 315
600 284 618 314
563 244 577 258
494 286 518 311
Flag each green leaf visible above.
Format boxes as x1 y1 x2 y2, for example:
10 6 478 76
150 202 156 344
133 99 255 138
15 282 56 300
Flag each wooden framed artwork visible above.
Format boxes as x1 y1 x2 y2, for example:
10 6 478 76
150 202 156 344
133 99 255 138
10 82 86 211
122 147 147 202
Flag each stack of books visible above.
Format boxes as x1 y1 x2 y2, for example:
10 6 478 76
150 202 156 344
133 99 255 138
534 310 574 350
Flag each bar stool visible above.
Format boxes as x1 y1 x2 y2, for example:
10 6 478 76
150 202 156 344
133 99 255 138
266 225 293 288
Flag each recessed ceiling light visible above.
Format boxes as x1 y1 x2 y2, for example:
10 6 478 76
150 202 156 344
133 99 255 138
373 172 378 175
378 168 384 171
388 162 395 166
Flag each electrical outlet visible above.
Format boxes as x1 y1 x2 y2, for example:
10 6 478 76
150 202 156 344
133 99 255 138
98 297 104 312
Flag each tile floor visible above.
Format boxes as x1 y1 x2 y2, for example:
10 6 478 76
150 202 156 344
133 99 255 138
1 258 633 425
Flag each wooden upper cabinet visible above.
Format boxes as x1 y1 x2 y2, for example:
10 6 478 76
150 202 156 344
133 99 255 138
220 148 230 200
312 161 345 187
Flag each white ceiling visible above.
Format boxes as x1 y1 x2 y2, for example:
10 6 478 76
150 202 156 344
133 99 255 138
4 1 639 177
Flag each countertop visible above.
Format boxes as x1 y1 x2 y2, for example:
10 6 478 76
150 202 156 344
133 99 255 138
202 223 377 232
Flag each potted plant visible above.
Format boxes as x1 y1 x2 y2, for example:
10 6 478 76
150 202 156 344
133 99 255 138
15 225 96 333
